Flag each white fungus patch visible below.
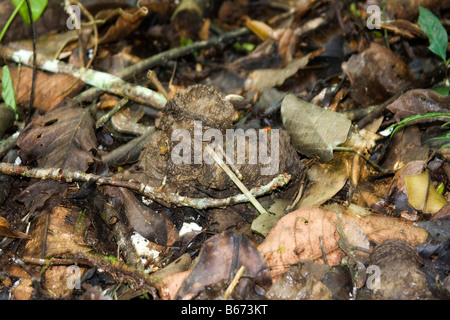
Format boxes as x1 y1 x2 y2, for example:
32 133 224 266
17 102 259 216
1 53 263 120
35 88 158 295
179 222 202 236
130 232 159 259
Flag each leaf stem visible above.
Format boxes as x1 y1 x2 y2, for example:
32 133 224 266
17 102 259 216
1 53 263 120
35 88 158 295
0 0 26 43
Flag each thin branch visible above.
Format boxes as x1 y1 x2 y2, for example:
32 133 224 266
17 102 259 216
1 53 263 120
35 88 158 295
71 27 249 104
222 265 245 300
0 163 291 209
58 0 99 97
205 144 268 215
24 0 36 124
0 45 167 109
95 97 129 129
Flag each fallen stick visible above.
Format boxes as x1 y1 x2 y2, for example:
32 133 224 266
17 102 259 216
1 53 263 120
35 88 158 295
71 27 249 104
0 163 290 209
204 144 268 215
0 45 167 110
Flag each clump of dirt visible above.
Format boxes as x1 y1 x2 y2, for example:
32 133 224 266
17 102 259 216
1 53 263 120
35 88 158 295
133 84 303 197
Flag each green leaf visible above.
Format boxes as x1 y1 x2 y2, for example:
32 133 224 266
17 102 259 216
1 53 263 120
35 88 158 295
418 6 448 62
387 112 450 136
11 0 48 25
233 42 255 52
432 86 450 96
1 66 17 113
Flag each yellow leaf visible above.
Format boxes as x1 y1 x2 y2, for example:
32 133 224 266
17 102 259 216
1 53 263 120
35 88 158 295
405 170 446 214
245 19 273 41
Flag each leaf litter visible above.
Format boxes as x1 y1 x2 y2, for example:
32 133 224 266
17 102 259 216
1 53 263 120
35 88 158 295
0 0 449 301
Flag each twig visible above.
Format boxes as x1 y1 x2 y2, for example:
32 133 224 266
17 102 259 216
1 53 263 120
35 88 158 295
0 131 20 159
95 97 129 129
319 235 329 267
205 144 268 215
356 89 407 129
59 0 99 97
333 146 389 174
147 70 170 101
0 162 290 209
0 45 167 109
44 251 159 294
101 126 156 167
222 265 245 300
71 27 249 104
24 0 36 125
215 144 243 180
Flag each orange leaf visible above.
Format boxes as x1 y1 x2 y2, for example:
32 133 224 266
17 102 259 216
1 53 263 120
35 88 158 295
0 217 31 239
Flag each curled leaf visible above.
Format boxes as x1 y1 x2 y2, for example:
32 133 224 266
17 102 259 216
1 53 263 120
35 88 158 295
0 217 31 239
404 170 446 214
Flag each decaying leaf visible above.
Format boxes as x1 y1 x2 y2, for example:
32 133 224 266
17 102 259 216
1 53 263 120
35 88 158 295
4 264 34 300
0 66 83 112
258 207 428 279
244 53 313 92
386 0 445 20
265 260 331 300
343 42 413 106
381 126 429 172
251 199 290 237
111 107 147 135
387 89 450 122
97 7 149 45
175 231 272 300
17 100 96 170
295 154 348 209
281 94 351 161
380 19 426 39
23 206 91 257
415 217 450 242
0 216 31 239
404 170 447 214
119 187 178 246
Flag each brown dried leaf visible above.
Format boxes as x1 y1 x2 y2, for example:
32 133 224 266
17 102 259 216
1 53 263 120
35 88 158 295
381 126 429 172
175 231 272 300
295 155 348 209
387 89 450 122
258 207 428 279
23 206 90 257
344 42 413 106
97 7 148 45
380 20 426 39
244 53 313 92
386 0 445 20
0 66 83 112
119 187 178 246
17 100 96 170
111 107 147 135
